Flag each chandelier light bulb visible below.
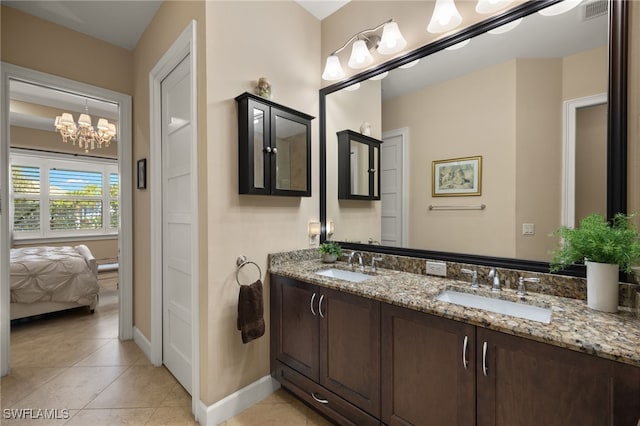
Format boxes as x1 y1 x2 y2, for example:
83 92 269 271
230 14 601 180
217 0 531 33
427 0 463 34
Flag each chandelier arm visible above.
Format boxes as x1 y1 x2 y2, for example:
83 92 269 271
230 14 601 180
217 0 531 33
330 18 393 55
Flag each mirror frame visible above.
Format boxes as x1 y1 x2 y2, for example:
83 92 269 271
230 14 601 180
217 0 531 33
319 0 628 277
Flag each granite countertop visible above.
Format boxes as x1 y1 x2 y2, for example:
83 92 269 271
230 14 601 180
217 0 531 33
269 258 640 368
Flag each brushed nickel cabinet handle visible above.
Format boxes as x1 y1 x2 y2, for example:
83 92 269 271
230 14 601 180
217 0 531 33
311 392 329 404
272 147 278 154
318 294 325 318
310 293 317 316
482 341 489 377
462 335 469 370
264 146 272 153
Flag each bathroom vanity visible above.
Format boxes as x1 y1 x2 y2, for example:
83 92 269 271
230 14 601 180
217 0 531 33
269 252 640 426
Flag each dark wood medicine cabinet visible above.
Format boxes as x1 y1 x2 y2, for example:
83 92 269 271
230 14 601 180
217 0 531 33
337 130 382 200
236 92 314 197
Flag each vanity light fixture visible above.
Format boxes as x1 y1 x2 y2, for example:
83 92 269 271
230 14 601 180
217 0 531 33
487 17 523 34
369 71 389 81
308 221 321 245
427 0 463 34
322 19 407 81
445 39 471 50
327 221 335 237
538 0 583 16
475 0 515 14
344 82 361 91
399 59 420 69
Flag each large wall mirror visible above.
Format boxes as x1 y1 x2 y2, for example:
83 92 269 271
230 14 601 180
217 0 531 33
320 0 628 274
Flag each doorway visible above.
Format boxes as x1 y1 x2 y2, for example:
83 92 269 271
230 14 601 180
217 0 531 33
0 63 133 375
381 128 409 247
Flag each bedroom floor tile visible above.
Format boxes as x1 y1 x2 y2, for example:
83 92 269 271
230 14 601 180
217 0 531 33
11 338 111 368
64 407 156 425
74 339 145 367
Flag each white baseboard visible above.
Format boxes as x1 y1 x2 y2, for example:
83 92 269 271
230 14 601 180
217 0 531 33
133 326 153 363
197 375 280 426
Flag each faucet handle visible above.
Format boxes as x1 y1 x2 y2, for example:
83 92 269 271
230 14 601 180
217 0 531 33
370 256 383 273
517 276 541 296
460 268 479 288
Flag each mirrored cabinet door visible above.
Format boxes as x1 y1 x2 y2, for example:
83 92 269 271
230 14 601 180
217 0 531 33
236 92 313 197
272 111 311 195
337 130 383 200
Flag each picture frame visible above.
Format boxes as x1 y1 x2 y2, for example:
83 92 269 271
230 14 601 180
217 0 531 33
137 159 147 190
432 156 482 197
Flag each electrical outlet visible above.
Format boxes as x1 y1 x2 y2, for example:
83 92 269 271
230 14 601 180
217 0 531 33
522 223 535 235
426 260 447 277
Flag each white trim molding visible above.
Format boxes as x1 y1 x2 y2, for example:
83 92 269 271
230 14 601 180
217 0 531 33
0 63 133 375
561 93 607 228
149 20 201 419
133 326 152 361
197 376 280 426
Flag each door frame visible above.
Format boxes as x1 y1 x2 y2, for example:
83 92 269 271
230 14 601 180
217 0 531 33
0 62 133 375
381 127 409 247
562 93 607 228
149 21 200 416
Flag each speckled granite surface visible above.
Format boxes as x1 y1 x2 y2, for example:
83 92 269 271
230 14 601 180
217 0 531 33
269 250 640 368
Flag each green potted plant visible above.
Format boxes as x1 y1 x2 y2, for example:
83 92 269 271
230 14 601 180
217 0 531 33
319 242 343 263
550 213 640 312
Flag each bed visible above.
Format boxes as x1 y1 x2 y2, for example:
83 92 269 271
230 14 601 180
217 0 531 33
10 245 99 320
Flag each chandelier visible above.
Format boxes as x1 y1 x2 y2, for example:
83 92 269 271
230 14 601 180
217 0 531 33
54 102 116 152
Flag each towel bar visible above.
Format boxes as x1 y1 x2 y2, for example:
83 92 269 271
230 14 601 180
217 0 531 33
428 204 486 211
236 256 262 286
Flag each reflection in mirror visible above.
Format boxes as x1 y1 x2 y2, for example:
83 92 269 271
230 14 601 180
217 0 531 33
253 108 265 189
324 1 609 262
274 115 307 191
351 140 369 196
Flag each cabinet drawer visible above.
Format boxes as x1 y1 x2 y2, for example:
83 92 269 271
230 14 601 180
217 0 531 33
276 362 380 426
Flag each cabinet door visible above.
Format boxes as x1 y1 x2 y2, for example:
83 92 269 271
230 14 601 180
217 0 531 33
270 275 319 380
371 143 380 199
350 139 371 197
271 108 311 196
477 327 640 426
240 98 270 195
319 286 381 418
381 304 475 426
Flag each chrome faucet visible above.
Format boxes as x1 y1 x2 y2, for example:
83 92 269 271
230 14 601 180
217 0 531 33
348 251 364 272
461 268 479 289
517 276 541 296
370 256 383 273
489 268 501 292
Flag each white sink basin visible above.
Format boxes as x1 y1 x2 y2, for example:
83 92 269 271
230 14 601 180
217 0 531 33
436 290 552 324
315 268 371 283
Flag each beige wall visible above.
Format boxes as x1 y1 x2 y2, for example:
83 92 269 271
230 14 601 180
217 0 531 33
131 0 207 363
203 1 320 405
514 59 562 260
562 46 608 100
383 61 517 257
326 79 382 243
0 5 133 95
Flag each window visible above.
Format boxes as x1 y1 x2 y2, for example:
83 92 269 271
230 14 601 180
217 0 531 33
11 150 119 240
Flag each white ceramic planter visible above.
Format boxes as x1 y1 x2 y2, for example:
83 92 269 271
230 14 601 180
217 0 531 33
585 261 619 312
321 254 337 263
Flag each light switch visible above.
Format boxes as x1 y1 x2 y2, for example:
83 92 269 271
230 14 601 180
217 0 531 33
522 223 535 235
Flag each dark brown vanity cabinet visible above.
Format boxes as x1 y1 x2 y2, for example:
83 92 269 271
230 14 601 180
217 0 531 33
270 274 380 424
382 303 640 426
236 92 313 196
381 304 475 425
337 130 382 200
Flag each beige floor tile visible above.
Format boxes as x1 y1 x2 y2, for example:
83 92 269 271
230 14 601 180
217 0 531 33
11 366 127 410
65 408 155 425
305 407 334 426
256 388 302 405
161 383 192 408
145 406 197 425
11 338 111 368
75 339 146 367
1 367 66 408
225 400 308 426
86 366 178 409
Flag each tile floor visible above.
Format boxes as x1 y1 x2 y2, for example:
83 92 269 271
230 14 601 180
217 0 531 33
1 277 330 425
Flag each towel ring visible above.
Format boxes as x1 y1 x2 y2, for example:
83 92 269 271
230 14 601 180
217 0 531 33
236 256 262 286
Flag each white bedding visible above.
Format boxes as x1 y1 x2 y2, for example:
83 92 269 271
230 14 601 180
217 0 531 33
10 246 99 306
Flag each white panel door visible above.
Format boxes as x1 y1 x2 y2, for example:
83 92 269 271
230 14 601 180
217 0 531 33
381 133 403 246
161 55 193 394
